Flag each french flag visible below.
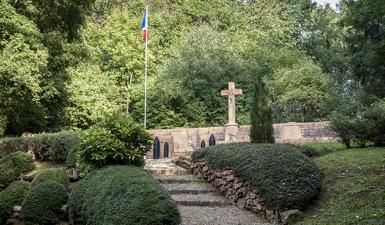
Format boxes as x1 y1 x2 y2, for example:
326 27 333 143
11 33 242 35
141 9 148 42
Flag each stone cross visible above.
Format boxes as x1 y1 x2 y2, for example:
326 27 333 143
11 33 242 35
221 82 243 125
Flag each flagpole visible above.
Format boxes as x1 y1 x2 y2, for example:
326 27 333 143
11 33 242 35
144 5 148 130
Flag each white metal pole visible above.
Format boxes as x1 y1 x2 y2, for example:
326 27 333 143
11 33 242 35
144 5 148 130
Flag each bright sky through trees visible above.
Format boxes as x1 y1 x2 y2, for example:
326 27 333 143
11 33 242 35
314 0 339 8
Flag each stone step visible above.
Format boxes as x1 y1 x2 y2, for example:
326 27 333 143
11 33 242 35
172 193 230 207
155 175 206 184
178 206 270 225
162 183 218 195
145 167 189 176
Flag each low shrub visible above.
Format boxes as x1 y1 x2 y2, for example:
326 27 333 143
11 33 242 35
0 152 34 189
77 113 152 170
0 181 31 223
0 130 79 161
192 143 322 210
329 100 385 147
32 168 69 189
21 181 68 225
69 165 180 225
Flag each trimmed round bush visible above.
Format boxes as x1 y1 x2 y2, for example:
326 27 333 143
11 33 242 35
32 168 69 189
0 181 31 223
192 143 322 210
0 152 34 189
21 181 68 225
69 165 181 225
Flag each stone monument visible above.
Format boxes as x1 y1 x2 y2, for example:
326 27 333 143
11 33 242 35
221 82 243 142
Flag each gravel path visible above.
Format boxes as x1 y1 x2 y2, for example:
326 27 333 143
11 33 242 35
154 175 271 225
178 206 271 225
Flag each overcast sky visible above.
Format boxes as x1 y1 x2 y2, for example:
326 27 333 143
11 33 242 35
314 0 339 8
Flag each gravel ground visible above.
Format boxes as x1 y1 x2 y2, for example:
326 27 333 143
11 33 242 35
178 206 272 225
164 183 217 191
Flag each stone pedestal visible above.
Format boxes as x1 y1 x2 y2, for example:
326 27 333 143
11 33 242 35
225 123 240 142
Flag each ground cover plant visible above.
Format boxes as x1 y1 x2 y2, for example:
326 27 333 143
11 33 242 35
69 165 181 225
0 180 31 223
192 143 322 210
298 147 385 224
21 181 68 225
0 131 79 161
0 152 34 189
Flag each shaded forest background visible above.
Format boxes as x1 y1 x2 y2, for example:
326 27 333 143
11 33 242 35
1 0 384 136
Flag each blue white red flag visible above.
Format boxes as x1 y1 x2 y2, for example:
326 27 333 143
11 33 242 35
141 9 148 42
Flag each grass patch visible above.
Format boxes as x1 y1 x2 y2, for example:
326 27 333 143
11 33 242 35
302 141 346 156
298 147 385 225
25 161 65 177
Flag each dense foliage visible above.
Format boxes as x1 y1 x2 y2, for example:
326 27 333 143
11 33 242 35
76 113 152 170
1 0 384 141
250 78 274 143
0 152 34 189
0 181 31 223
1 0 95 135
69 165 181 225
21 181 68 225
330 100 385 147
192 143 322 210
32 168 70 189
0 131 79 161
342 0 385 98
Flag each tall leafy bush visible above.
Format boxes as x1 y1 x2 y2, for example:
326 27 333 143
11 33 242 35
77 113 152 170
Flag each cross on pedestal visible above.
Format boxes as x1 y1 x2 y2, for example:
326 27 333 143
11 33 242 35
221 82 243 126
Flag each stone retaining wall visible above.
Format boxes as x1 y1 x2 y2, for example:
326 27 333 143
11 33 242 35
175 156 302 224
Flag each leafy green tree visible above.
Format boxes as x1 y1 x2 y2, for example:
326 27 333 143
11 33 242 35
269 56 331 122
66 64 123 129
342 0 385 98
0 2 48 135
6 0 96 130
250 78 274 143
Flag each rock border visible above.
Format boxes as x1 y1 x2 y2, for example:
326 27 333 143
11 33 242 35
174 156 303 224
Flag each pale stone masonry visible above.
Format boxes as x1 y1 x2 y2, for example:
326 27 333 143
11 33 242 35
146 122 335 159
146 82 335 159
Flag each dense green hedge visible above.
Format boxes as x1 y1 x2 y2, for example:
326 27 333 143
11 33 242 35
32 168 69 189
0 130 79 162
69 166 181 225
192 143 322 210
0 152 34 189
21 181 68 225
0 181 31 223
